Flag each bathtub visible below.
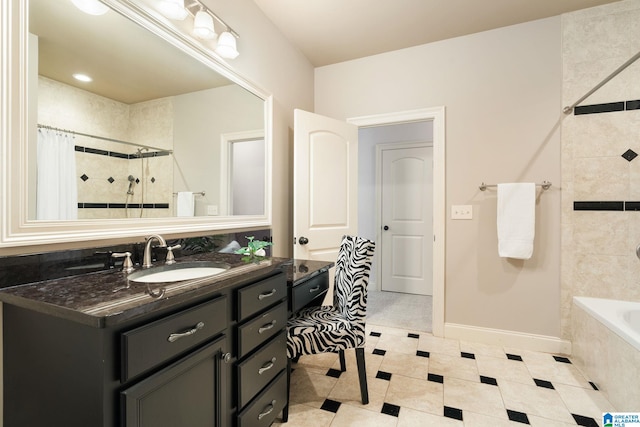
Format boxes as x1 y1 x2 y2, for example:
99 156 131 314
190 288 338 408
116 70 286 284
572 297 640 411
574 297 640 351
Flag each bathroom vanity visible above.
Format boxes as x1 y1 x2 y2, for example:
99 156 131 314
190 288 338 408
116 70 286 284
0 254 302 427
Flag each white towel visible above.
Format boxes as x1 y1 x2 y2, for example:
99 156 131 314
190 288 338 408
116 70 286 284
497 183 535 259
176 191 195 217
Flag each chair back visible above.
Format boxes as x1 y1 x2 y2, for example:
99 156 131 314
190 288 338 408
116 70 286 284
333 235 375 334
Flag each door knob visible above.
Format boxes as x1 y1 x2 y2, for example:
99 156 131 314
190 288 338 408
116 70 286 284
383 225 389 231
298 236 309 245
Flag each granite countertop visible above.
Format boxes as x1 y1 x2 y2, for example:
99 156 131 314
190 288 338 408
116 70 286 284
0 253 333 328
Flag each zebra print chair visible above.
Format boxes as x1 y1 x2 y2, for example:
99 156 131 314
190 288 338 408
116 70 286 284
283 235 375 421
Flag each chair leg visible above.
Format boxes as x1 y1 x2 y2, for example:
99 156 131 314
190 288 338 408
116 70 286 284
282 358 291 422
338 350 346 372
355 347 369 405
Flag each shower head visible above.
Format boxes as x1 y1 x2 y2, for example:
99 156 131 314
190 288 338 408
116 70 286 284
127 175 136 195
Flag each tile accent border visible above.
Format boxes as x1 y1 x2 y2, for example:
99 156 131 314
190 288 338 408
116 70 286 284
78 202 169 209
573 201 640 211
574 99 640 115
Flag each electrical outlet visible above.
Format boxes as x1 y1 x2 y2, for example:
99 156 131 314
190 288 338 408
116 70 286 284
451 205 472 220
207 205 218 216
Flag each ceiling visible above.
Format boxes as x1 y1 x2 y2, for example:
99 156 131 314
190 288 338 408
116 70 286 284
252 0 621 67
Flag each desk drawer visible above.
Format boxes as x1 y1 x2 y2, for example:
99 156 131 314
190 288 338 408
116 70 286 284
237 370 287 427
237 272 286 322
121 296 227 382
237 301 287 358
237 331 287 409
291 272 329 313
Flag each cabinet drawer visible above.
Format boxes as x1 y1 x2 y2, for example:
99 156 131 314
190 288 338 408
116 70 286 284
237 301 287 358
237 370 287 427
237 272 286 321
121 296 227 382
237 331 287 409
291 272 329 313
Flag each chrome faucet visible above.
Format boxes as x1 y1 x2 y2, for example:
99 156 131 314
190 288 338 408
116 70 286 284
142 234 167 268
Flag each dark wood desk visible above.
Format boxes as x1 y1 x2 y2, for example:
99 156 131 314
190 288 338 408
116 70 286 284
282 259 334 314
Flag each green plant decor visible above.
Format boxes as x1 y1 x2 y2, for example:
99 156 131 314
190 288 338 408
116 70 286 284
235 236 273 261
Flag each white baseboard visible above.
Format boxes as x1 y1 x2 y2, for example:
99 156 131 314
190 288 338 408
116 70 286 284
445 322 572 355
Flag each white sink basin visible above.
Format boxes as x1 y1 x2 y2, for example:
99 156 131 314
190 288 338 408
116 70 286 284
128 261 230 283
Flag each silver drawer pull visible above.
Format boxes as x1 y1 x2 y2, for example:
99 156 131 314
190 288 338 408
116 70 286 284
258 357 277 375
257 400 276 420
167 321 205 342
309 285 321 293
258 289 277 300
258 320 277 334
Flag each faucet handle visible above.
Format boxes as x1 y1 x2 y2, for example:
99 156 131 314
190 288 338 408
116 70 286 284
111 252 134 273
165 244 181 265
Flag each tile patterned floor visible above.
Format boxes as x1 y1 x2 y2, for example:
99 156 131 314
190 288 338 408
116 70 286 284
274 324 613 427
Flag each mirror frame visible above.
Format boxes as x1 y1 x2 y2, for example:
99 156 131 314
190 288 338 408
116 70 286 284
0 0 273 248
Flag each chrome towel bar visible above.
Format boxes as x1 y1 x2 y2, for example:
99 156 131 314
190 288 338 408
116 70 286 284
479 181 552 191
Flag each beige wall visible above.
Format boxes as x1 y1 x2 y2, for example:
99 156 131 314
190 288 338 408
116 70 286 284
315 18 563 338
562 0 640 339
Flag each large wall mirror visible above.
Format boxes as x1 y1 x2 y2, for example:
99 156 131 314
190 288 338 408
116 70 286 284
0 0 272 248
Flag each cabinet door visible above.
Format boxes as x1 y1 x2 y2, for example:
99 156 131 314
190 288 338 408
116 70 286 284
121 336 226 427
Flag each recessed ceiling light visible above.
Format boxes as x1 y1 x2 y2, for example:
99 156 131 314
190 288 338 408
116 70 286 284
70 0 109 16
73 73 93 82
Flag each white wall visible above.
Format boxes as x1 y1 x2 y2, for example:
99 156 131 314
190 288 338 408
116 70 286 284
316 18 563 340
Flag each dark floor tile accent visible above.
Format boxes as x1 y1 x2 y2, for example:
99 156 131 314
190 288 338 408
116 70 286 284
428 373 444 383
373 348 386 356
533 378 554 389
589 381 599 391
376 370 392 381
574 101 624 115
326 368 342 378
381 403 400 417
416 350 430 358
461 352 475 359
506 353 523 361
444 406 463 421
320 399 341 413
573 201 624 211
480 375 498 386
507 409 530 424
370 331 382 337
553 356 572 364
408 333 420 339
572 414 599 427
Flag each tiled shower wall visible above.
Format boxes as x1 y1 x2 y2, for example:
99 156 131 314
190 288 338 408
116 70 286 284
37 77 174 219
561 0 640 340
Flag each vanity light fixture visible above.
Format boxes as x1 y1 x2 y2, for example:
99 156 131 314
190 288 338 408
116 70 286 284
157 0 189 21
215 31 239 59
193 7 217 40
155 0 240 58
70 0 110 16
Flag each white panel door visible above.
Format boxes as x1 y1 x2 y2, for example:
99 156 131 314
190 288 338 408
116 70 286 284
293 109 358 264
380 145 433 295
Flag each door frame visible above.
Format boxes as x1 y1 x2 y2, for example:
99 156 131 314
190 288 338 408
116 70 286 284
348 107 445 337
377 141 433 295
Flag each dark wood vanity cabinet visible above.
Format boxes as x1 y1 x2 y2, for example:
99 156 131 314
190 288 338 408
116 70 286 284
2 269 288 427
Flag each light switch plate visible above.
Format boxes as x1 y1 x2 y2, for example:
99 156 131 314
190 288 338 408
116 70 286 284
207 205 219 216
451 205 472 220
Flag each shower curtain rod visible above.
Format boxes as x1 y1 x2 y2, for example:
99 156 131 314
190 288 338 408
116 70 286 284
37 124 173 154
563 49 640 114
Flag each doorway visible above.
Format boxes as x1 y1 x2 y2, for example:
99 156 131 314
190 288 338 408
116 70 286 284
349 107 445 336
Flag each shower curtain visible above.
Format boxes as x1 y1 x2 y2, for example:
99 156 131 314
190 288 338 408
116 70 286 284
36 128 78 220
